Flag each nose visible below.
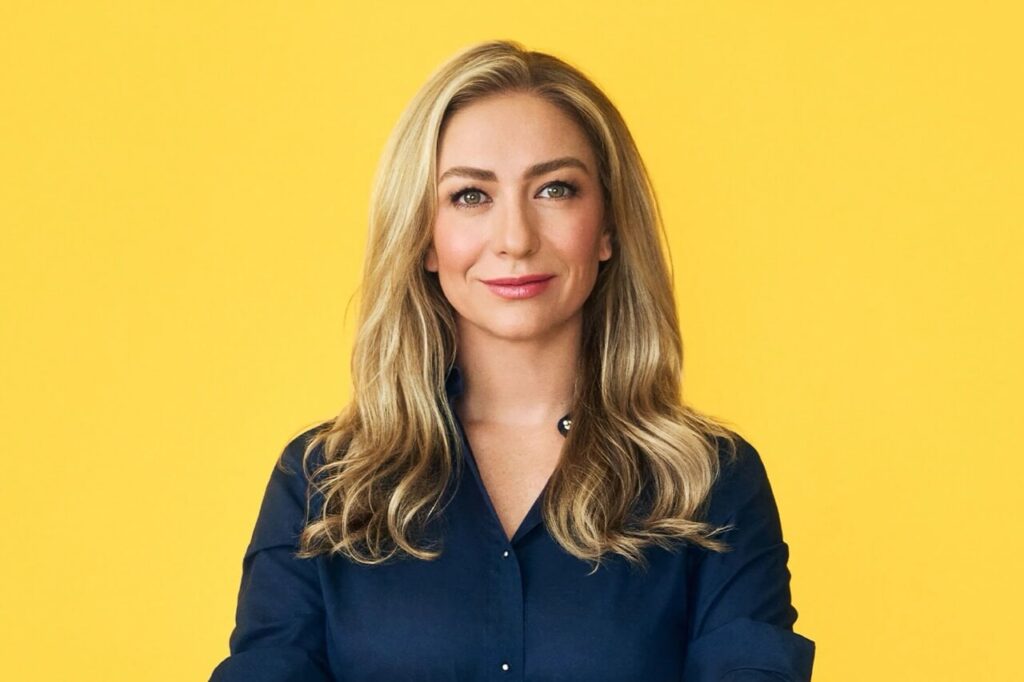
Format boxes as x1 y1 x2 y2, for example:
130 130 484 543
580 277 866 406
491 191 540 258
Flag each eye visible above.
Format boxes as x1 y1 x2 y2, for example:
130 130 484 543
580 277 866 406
449 186 491 209
537 180 579 200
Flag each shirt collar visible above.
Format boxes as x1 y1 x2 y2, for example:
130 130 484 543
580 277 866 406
442 360 555 544
444 362 464 403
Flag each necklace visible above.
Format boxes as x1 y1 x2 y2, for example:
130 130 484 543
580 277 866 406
557 414 572 437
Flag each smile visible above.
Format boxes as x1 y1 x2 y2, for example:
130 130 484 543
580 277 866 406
481 274 555 300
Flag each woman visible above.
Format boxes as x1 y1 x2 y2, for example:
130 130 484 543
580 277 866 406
211 40 815 681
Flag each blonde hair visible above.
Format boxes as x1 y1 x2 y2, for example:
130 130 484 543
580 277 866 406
293 39 739 572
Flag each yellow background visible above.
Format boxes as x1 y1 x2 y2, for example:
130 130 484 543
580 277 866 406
2 2 1021 680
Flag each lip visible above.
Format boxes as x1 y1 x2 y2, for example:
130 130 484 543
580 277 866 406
481 274 556 286
481 274 556 300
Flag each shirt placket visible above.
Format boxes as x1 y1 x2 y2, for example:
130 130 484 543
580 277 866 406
493 540 526 680
452 410 527 680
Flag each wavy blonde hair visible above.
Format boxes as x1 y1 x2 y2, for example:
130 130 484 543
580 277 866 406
293 39 739 572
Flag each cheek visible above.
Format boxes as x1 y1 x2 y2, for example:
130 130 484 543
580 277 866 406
432 220 484 276
556 211 607 265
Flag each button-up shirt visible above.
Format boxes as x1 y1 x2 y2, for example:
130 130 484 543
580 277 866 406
211 365 815 680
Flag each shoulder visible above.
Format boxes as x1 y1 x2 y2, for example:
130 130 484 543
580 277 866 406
248 421 332 552
274 420 333 482
701 431 779 526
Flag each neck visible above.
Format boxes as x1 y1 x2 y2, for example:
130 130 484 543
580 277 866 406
454 314 580 428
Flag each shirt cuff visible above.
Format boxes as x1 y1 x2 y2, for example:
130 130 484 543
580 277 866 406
683 618 815 681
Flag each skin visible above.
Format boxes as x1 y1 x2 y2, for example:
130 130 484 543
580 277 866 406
425 91 612 539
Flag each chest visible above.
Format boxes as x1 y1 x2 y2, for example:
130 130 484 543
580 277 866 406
459 421 565 542
319 523 693 681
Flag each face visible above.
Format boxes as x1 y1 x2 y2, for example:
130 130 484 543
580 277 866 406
426 92 612 344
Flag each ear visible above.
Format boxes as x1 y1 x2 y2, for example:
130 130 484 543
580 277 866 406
424 244 439 272
598 227 613 262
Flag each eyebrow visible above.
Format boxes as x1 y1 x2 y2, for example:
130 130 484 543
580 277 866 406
437 156 589 183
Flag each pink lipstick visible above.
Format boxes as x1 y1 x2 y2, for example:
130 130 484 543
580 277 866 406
481 274 555 300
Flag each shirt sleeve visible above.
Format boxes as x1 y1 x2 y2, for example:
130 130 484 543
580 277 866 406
682 434 816 681
209 427 333 682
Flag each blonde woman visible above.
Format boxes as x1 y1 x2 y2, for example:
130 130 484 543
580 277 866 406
211 40 815 681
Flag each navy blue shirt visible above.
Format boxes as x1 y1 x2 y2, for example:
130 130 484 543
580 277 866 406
211 366 815 681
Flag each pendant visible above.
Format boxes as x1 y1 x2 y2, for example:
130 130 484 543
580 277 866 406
557 414 572 437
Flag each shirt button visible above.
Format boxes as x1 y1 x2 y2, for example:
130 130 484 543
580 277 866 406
501 662 510 671
502 550 509 558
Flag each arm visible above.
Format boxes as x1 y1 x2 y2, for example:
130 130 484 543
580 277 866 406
210 427 333 682
683 435 815 681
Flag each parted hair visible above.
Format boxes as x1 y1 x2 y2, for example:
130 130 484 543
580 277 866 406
292 39 739 573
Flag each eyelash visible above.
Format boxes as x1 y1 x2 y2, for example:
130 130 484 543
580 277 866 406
447 180 580 209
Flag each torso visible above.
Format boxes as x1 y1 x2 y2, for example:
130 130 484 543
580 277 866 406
458 417 566 541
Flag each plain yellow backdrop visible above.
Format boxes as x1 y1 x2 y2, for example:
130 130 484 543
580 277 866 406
2 2 1021 680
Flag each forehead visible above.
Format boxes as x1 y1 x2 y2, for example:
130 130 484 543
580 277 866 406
437 92 597 176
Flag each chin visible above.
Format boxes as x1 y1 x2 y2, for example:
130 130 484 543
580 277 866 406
459 311 554 342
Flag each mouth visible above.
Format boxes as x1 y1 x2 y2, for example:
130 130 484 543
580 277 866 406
481 274 556 286
481 274 556 300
